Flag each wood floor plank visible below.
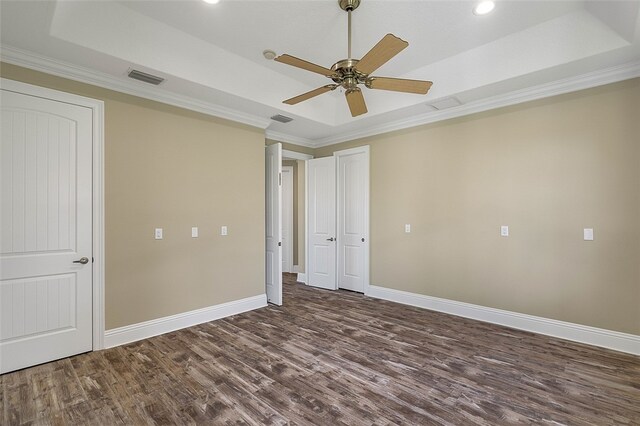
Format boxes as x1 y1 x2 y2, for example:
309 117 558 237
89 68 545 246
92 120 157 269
1 273 638 425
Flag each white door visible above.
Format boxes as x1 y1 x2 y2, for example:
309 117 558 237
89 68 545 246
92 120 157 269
336 148 369 293
265 143 282 305
307 157 336 290
0 88 93 374
281 166 294 274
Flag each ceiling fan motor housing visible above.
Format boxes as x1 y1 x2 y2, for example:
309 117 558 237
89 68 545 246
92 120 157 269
331 58 370 90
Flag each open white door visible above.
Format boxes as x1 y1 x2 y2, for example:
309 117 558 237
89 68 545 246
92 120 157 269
336 147 369 293
265 143 282 305
307 157 336 290
1 87 93 373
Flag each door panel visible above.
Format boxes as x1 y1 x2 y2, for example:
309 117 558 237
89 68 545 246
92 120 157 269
265 143 282 305
337 151 368 292
1 89 93 374
307 157 336 290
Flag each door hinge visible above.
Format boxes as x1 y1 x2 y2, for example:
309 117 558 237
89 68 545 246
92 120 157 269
278 242 282 246
92 257 95 263
278 172 282 186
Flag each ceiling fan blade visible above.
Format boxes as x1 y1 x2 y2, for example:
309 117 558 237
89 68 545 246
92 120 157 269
346 88 367 117
355 34 408 75
274 54 335 77
283 85 338 105
367 77 433 94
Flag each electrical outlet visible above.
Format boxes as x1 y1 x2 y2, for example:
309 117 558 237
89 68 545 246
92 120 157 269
405 224 411 233
221 226 228 236
155 228 163 240
501 225 509 237
192 227 198 238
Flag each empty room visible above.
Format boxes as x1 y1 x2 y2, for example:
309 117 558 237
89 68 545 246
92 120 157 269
1 0 639 424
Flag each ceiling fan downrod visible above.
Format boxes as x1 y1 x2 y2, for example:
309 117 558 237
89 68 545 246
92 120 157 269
339 0 361 59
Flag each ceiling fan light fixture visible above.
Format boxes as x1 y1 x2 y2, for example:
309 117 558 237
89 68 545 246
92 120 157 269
473 1 495 15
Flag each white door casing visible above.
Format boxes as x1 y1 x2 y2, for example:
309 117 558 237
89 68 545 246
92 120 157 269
336 147 370 293
265 143 282 305
307 157 337 290
0 84 97 373
281 166 294 274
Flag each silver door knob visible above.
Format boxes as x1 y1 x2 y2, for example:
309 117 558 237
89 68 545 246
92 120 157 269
73 257 89 264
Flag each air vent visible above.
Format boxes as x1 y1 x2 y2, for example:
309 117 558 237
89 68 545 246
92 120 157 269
270 114 293 123
428 97 462 110
127 69 165 85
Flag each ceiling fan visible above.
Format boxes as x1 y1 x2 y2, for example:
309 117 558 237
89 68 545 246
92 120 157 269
274 0 433 117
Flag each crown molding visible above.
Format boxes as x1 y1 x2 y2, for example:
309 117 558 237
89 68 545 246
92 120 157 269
265 129 316 148
0 45 272 130
313 60 640 147
3 45 639 148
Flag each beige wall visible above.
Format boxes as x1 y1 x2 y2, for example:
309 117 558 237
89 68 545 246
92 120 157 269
3 61 637 335
1 63 266 330
316 78 640 335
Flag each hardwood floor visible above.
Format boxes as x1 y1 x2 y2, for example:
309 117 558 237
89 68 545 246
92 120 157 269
2 273 639 425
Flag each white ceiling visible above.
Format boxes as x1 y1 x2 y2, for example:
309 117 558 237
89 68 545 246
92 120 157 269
2 0 640 147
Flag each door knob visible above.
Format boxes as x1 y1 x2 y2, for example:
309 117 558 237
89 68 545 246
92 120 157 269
326 237 335 242
73 257 89 264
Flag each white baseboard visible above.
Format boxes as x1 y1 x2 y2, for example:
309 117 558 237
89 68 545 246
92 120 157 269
297 272 307 284
104 294 267 348
292 265 301 273
366 285 639 355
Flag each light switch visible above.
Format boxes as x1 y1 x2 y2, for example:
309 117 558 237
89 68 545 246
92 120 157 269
221 226 228 236
584 228 594 241
191 227 198 238
155 228 163 240
405 224 411 233
501 225 509 237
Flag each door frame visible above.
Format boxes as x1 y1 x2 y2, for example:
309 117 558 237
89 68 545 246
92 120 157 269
281 165 294 273
1 78 106 350
282 149 313 284
334 145 370 294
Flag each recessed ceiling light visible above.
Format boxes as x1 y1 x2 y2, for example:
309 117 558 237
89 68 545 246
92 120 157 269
473 1 495 15
203 0 220 4
263 50 277 60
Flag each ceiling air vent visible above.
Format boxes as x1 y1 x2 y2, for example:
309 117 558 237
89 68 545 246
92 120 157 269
428 97 462 110
270 114 294 123
127 69 165 85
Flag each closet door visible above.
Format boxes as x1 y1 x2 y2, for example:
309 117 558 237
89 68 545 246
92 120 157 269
336 147 369 293
307 157 336 290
